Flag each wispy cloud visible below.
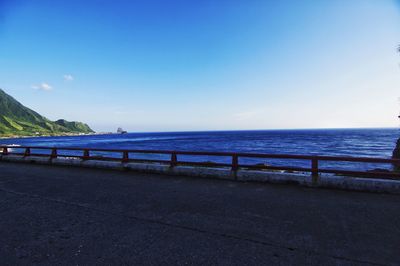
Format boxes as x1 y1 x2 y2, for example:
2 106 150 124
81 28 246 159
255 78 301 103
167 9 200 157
31 82 53 91
234 110 260 120
63 74 74 81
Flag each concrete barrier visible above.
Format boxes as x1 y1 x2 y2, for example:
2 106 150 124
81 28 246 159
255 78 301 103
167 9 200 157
1 154 400 194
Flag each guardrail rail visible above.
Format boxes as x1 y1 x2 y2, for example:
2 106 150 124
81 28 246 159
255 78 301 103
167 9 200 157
1 145 400 180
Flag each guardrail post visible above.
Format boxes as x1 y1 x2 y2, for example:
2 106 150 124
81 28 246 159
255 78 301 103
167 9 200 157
170 152 177 167
232 154 238 171
2 147 8 155
24 148 31 157
83 149 90 160
311 158 319 184
122 151 129 163
232 154 239 180
50 148 57 159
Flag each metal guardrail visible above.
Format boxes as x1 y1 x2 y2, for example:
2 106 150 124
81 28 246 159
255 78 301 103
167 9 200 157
1 145 400 180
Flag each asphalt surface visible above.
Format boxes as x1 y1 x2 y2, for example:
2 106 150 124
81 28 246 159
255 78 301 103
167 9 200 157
0 162 399 265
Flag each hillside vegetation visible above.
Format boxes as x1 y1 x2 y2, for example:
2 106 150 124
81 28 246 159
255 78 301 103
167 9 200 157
0 88 94 137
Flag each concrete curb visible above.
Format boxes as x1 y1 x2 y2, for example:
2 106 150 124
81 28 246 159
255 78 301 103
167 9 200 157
1 154 400 194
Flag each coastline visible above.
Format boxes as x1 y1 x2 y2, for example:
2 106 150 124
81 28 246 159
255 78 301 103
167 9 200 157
0 132 112 140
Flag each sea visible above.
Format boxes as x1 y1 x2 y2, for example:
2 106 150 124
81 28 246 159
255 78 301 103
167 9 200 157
1 128 399 171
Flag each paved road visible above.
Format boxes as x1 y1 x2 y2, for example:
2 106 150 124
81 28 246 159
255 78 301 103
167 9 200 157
0 162 399 265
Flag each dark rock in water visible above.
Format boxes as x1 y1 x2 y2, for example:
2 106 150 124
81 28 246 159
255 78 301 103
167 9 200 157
117 127 127 134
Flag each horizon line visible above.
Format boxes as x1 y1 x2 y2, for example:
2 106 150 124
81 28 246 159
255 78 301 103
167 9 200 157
97 126 400 135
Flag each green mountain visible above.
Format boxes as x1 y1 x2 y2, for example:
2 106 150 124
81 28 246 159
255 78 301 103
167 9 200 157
54 119 93 133
0 88 94 137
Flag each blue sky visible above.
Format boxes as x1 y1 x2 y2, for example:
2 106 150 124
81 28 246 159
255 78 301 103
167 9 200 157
1 0 400 132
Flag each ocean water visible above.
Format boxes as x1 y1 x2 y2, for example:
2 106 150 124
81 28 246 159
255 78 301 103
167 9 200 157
1 128 399 171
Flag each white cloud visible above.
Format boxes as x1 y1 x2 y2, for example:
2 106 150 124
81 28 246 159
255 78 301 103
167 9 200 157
31 82 53 91
234 110 260 120
63 74 74 81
